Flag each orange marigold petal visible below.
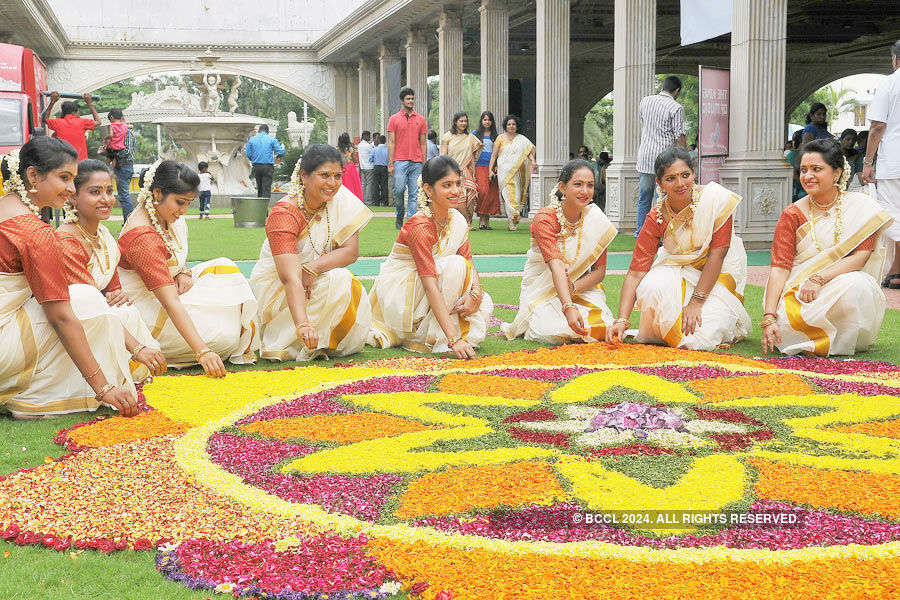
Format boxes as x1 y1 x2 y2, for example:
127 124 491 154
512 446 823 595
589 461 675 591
686 374 813 402
749 457 900 518
368 538 900 600
438 374 554 400
394 461 567 519
64 411 190 449
828 419 900 439
241 412 432 444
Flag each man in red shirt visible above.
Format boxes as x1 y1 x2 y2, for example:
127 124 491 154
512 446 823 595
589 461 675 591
42 91 101 160
388 87 428 228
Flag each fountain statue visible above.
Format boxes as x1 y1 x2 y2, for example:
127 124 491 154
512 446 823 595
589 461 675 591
121 69 277 197
286 102 317 148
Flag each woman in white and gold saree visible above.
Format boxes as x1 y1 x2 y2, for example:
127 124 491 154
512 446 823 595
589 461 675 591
608 147 751 350
117 160 258 376
250 144 373 361
489 114 535 231
369 156 494 358
762 139 893 356
504 159 617 344
0 138 137 418
56 159 165 381
440 111 482 225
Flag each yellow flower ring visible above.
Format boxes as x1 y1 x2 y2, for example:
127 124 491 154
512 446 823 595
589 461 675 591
2 345 899 600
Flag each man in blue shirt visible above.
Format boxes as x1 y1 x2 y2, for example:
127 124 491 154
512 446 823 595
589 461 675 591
370 134 390 206
244 124 285 198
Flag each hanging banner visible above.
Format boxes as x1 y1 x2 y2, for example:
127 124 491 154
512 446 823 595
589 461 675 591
698 66 730 184
680 0 733 46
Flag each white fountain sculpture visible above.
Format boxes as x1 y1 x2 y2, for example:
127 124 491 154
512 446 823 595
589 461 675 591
123 71 277 197
287 102 317 148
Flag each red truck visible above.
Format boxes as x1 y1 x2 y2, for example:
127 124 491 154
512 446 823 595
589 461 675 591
0 42 48 154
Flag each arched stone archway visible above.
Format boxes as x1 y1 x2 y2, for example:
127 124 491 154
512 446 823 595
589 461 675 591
45 58 337 118
785 61 891 119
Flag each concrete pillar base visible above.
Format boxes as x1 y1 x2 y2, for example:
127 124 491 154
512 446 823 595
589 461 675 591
604 161 641 235
719 157 793 248
528 163 564 218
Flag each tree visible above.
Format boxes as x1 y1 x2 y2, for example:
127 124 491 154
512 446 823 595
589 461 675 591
789 85 857 127
427 74 481 134
581 73 698 156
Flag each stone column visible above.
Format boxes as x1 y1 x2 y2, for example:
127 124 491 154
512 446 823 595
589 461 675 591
329 65 349 146
406 28 429 113
718 0 792 248
379 42 402 133
358 56 377 133
604 0 656 233
479 0 508 119
438 5 464 134
529 0 570 217
346 65 360 138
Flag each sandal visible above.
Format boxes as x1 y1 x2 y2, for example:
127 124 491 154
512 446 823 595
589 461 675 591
882 273 900 289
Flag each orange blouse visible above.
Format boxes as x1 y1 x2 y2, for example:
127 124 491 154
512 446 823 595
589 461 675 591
117 226 175 291
0 214 70 303
397 215 473 278
629 207 733 272
265 202 308 256
531 207 607 269
55 232 124 293
770 203 877 270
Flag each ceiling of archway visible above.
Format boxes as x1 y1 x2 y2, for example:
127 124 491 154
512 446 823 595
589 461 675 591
36 0 368 48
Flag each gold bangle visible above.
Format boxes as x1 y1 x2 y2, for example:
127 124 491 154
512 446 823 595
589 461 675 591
302 263 319 278
94 383 115 403
760 316 777 328
613 317 630 326
446 336 462 347
561 302 576 313
130 344 146 359
83 365 102 381
194 347 215 362
808 274 826 286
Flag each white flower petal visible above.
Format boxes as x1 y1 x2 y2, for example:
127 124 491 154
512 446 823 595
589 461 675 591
646 429 708 447
684 420 748 434
574 428 635 446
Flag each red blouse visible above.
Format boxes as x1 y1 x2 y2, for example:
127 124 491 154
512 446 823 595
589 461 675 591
629 207 733 272
0 214 70 303
397 215 473 278
265 202 308 256
770 203 877 270
55 231 123 293
117 226 175 291
531 207 607 269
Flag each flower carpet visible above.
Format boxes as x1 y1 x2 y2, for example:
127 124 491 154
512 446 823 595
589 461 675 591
1 343 899 599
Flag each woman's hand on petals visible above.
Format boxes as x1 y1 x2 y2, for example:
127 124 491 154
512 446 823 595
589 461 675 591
135 347 167 376
199 351 226 378
450 338 476 360
761 323 782 354
606 320 629 343
564 305 588 336
297 324 319 351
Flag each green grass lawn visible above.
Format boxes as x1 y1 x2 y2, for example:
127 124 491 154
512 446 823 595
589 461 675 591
103 215 636 261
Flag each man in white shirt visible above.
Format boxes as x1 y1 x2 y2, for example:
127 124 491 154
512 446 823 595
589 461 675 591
863 40 900 288
357 130 375 205
635 75 687 236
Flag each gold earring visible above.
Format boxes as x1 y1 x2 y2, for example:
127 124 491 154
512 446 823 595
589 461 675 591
28 188 37 193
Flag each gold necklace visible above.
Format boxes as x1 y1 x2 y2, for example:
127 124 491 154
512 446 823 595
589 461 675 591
433 214 452 254
75 223 111 273
305 204 332 257
808 196 842 252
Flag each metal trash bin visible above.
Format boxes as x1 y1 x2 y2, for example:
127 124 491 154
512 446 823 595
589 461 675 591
232 196 269 228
